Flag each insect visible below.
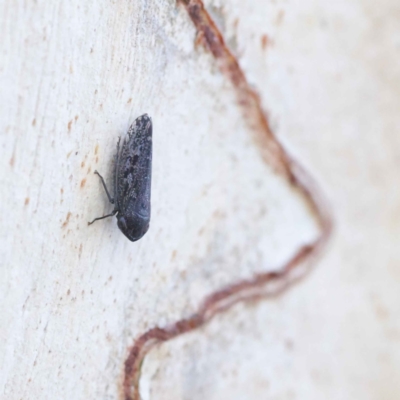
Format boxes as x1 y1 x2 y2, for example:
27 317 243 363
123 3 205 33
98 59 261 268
88 114 152 242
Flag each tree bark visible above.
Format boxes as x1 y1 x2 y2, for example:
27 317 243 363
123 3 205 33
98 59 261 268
1 1 399 399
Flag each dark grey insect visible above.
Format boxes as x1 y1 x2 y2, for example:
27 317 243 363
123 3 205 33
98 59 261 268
88 114 152 242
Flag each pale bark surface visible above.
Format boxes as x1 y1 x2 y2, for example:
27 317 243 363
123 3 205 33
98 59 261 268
1 1 399 400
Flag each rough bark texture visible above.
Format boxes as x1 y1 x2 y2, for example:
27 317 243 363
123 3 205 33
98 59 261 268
1 0 399 400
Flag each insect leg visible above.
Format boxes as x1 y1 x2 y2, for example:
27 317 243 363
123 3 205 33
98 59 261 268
94 170 114 204
88 208 118 225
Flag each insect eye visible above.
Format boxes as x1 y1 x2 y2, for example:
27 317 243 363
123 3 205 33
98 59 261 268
118 216 127 231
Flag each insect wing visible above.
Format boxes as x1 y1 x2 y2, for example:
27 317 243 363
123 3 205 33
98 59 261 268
116 114 152 220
